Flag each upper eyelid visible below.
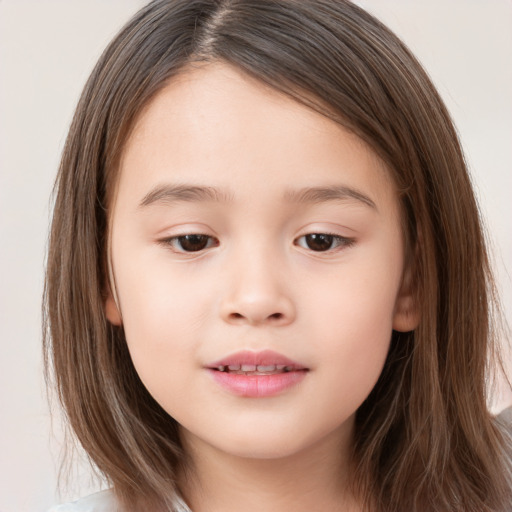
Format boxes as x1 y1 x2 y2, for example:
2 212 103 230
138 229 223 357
158 230 354 241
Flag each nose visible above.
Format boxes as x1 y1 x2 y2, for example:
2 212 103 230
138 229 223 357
219 251 296 327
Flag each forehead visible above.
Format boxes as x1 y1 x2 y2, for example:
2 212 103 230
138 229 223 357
116 61 396 212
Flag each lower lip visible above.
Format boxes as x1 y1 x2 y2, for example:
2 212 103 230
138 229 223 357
208 369 307 397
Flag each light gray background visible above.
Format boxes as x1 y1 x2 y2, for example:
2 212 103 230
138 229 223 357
0 1 511 511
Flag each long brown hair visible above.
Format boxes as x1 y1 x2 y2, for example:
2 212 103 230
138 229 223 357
43 1 512 510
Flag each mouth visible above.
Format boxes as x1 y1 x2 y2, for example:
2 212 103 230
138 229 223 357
213 364 299 375
206 350 309 397
206 349 308 374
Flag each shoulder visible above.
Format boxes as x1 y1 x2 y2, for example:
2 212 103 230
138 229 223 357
46 489 192 512
46 489 118 512
497 405 512 426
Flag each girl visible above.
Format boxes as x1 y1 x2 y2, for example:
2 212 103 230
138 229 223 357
44 1 512 511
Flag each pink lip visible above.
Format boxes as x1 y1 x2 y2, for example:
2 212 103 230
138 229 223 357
207 349 307 370
206 350 308 398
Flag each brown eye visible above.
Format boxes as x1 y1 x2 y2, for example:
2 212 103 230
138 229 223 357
168 234 217 252
304 234 334 251
295 233 354 252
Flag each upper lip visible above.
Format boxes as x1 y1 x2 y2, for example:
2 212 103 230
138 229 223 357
207 350 308 370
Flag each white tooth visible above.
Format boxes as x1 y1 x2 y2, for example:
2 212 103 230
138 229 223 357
241 364 257 372
276 365 286 370
217 365 226 372
257 365 276 372
228 364 241 371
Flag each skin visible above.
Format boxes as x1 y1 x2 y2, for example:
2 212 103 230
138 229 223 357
106 62 418 512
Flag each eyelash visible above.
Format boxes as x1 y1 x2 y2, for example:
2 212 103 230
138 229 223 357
162 234 219 253
295 233 355 252
159 233 355 254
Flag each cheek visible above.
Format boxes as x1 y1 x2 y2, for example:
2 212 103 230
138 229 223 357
308 248 401 338
305 250 403 397
118 280 207 410
310 287 393 388
113 252 217 390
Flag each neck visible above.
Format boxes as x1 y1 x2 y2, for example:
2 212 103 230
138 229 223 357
177 421 361 512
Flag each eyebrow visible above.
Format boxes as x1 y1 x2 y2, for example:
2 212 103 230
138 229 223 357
139 184 233 208
283 185 377 210
139 183 376 210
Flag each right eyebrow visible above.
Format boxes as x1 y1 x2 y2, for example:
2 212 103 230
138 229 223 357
284 184 377 211
138 184 233 208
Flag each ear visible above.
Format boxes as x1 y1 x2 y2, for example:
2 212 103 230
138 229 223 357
105 290 122 326
392 261 420 333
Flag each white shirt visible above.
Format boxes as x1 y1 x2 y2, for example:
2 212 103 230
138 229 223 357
46 490 116 512
46 489 191 512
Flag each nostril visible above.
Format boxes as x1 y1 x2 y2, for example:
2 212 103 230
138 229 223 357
227 311 285 323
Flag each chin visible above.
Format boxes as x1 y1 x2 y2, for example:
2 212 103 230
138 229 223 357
218 436 308 460
202 420 341 461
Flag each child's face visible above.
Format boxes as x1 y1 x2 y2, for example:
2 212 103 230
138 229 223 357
106 62 416 461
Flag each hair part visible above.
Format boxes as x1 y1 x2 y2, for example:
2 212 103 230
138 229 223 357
43 1 512 511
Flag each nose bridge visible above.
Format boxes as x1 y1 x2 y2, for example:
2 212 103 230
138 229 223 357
219 237 295 326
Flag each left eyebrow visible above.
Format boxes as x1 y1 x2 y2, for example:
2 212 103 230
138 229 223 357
284 185 377 210
139 184 233 208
